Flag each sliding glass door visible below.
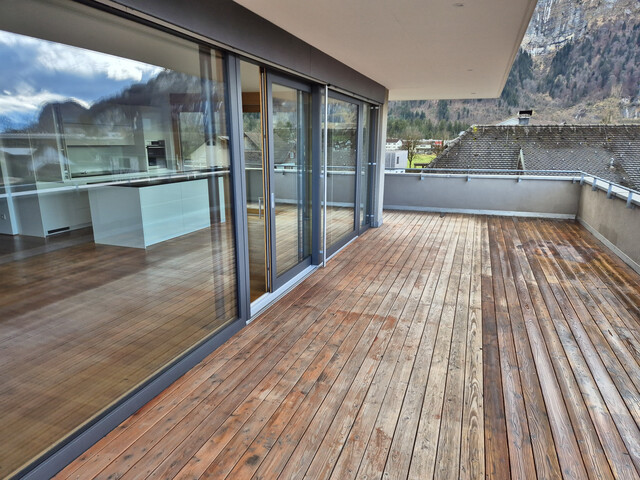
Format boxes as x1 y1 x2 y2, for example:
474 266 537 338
267 76 312 287
326 96 358 251
240 62 312 303
325 92 375 256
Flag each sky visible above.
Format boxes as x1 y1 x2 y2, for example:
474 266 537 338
0 30 163 130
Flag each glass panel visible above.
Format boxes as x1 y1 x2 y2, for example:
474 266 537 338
0 2 236 474
326 97 357 249
272 83 311 276
240 61 268 301
360 104 371 228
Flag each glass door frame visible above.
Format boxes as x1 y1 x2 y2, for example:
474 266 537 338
265 72 314 290
325 90 374 257
359 103 379 233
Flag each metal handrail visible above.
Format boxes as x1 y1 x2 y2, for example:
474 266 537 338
388 167 583 175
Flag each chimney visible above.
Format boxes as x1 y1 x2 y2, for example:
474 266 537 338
518 109 533 126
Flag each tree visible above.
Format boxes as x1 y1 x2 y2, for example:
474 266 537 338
431 141 446 157
436 100 449 121
401 127 422 168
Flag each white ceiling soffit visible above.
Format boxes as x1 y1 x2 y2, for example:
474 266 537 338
233 0 537 101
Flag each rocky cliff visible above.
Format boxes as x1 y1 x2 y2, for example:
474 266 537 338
522 0 640 55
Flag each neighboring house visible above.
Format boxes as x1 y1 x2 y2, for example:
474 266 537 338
385 150 408 170
416 143 432 154
431 124 640 191
386 138 403 150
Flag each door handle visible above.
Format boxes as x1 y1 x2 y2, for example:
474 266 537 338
271 192 275 209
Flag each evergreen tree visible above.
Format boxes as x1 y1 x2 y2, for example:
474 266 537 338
437 100 449 121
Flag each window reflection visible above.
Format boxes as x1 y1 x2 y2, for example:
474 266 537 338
0 34 228 186
0 12 236 476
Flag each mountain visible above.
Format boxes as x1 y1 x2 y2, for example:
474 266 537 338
387 0 640 138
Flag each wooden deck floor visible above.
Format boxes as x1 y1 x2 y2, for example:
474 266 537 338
56 212 640 480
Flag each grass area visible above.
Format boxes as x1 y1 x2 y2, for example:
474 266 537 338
408 153 436 168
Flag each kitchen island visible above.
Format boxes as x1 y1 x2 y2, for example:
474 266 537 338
88 177 210 248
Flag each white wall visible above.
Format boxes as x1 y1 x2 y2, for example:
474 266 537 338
578 186 640 273
384 174 580 218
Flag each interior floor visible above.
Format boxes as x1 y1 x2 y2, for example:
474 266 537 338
0 227 94 265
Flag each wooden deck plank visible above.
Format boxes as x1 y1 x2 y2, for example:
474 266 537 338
460 215 484 480
526 220 640 474
488 217 538 479
276 214 439 479
48 212 640 480
564 222 640 319
381 215 463 480
325 215 452 480
409 215 468 479
353 215 454 480
542 220 640 379
509 218 614 480
433 216 475 479
247 215 436 480
535 221 640 408
481 217 511 479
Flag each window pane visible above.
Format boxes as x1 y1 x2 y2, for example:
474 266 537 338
0 3 236 474
326 97 357 249
360 105 372 227
272 83 312 276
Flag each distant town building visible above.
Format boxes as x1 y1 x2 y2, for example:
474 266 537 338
497 109 534 126
385 138 403 150
430 124 640 190
385 150 408 170
416 143 432 154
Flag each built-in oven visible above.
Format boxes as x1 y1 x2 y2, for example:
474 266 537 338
146 140 167 169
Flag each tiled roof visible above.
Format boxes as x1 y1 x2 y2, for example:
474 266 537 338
430 125 640 191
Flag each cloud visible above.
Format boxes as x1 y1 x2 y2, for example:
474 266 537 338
0 86 90 117
0 30 162 83
35 41 162 82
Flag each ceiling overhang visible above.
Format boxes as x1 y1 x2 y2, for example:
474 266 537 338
232 0 537 101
